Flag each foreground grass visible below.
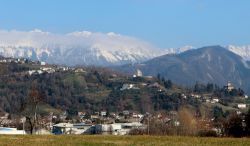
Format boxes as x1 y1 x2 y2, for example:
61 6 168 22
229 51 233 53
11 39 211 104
0 135 249 146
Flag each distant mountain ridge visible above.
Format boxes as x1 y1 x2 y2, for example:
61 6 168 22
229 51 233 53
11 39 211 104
0 30 165 66
115 46 250 94
0 30 249 67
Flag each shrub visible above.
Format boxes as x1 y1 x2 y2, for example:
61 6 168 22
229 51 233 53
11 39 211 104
197 130 217 137
224 113 244 137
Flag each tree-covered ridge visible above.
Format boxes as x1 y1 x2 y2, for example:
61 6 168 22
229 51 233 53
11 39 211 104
0 58 248 118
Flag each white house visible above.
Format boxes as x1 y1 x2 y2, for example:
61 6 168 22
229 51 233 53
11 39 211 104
28 70 36 75
181 94 187 99
225 81 234 91
28 70 44 75
132 113 144 119
120 84 136 90
41 67 55 74
52 123 94 135
96 122 145 135
237 104 247 109
100 111 107 117
74 68 86 73
40 61 46 66
133 69 143 77
0 59 7 63
123 110 130 116
211 98 219 103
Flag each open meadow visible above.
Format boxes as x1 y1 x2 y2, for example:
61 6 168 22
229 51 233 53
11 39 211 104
0 135 249 146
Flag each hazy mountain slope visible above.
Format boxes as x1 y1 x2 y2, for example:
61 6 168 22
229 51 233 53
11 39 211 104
116 46 250 93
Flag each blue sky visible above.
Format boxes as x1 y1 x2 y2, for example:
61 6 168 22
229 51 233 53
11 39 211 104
0 0 249 48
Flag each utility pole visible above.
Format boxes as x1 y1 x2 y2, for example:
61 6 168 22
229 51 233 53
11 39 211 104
21 117 26 135
147 116 150 135
34 104 38 134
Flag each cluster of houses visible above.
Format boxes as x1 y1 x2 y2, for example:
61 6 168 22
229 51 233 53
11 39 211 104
27 66 87 75
185 93 221 104
0 57 87 76
0 110 148 135
0 107 236 136
0 57 27 64
1 109 198 136
182 94 248 110
52 122 145 135
180 81 249 110
120 84 139 90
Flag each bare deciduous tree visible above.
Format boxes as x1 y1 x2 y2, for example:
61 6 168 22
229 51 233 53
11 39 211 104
21 86 44 134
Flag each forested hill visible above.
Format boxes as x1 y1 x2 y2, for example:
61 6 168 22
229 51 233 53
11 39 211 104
0 57 248 118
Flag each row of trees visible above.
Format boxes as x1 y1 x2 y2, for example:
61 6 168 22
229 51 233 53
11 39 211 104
130 108 250 137
157 74 173 89
193 82 245 97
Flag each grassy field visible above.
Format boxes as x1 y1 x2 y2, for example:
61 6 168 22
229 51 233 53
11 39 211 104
0 135 250 146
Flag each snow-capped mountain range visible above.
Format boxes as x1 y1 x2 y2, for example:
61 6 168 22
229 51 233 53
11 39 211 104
0 29 249 66
0 29 164 66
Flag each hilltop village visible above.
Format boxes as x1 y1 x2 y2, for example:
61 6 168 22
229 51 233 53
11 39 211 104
0 57 249 136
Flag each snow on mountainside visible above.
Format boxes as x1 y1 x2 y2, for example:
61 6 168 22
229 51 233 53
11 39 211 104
0 30 164 66
227 45 250 60
163 46 194 54
163 45 250 61
164 45 250 61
